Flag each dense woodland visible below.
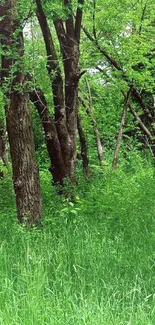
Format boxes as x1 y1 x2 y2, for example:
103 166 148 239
0 0 155 323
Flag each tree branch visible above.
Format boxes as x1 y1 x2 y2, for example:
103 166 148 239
139 1 148 35
35 0 59 72
53 19 67 59
92 0 97 40
75 0 84 42
81 24 123 71
122 90 152 140
64 0 74 38
82 23 154 124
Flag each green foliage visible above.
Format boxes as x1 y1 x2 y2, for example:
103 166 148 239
1 1 155 322
1 157 155 323
82 0 155 91
20 0 155 172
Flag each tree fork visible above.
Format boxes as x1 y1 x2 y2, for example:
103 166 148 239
35 0 85 184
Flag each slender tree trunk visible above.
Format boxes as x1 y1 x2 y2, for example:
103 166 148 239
0 119 8 175
77 114 89 175
0 1 42 225
79 90 103 164
85 78 103 164
144 135 154 157
128 103 152 140
112 90 130 169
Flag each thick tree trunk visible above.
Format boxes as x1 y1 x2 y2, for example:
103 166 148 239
7 83 42 224
35 0 85 185
0 1 42 225
35 0 70 184
29 87 66 185
63 42 79 183
54 14 83 183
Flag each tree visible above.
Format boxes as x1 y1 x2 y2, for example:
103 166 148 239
81 0 155 160
0 0 42 225
31 0 85 185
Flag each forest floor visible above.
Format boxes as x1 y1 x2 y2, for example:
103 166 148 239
0 160 155 324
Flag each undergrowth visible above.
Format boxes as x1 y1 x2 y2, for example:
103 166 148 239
0 157 155 324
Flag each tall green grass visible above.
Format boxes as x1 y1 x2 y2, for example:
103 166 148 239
0 160 155 324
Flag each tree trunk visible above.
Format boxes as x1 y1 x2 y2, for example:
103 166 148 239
79 91 103 164
77 114 89 175
0 119 8 177
63 39 79 183
0 1 42 225
35 0 85 185
29 87 66 185
85 79 103 164
35 0 70 184
112 90 130 169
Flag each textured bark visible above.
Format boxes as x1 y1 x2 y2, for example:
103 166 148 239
35 0 85 185
0 1 42 225
29 87 66 185
54 16 81 182
7 85 42 224
35 0 69 166
35 0 70 183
